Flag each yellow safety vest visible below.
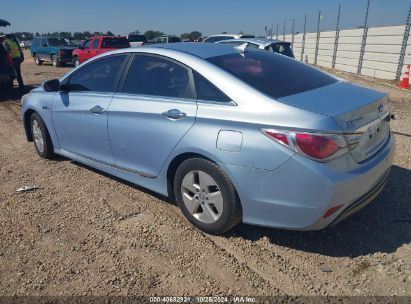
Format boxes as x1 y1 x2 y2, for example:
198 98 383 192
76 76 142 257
5 38 21 59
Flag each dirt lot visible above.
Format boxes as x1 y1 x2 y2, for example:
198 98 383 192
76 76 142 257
0 51 410 298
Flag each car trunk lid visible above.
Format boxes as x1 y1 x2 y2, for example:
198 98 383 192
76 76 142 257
279 81 390 163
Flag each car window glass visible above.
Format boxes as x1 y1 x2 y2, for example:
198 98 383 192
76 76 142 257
102 37 129 48
68 55 126 93
194 72 230 103
247 43 259 49
207 50 337 99
48 38 68 46
92 39 100 49
123 55 193 99
270 43 294 57
83 40 92 49
40 38 47 47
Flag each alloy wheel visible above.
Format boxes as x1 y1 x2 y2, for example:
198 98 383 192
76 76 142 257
181 170 224 224
32 119 44 154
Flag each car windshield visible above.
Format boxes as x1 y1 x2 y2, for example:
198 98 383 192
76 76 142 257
48 38 68 46
102 37 129 48
207 50 338 99
128 35 147 43
267 43 294 58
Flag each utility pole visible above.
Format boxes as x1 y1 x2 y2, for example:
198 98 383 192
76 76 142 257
314 10 321 65
396 3 411 80
357 0 371 75
301 14 307 61
332 5 341 69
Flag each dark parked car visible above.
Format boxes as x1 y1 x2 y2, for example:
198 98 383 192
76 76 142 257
127 34 148 47
31 37 76 67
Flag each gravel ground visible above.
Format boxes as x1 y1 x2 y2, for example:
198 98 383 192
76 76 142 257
0 51 410 298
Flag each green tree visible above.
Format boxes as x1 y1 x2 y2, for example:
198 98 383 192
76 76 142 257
129 29 140 35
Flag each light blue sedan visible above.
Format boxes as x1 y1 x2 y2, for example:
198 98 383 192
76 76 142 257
21 43 394 234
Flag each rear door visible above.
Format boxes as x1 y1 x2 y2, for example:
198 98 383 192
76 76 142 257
108 54 197 177
52 54 128 164
39 38 48 60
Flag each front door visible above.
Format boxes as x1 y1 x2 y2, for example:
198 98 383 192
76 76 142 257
52 54 128 165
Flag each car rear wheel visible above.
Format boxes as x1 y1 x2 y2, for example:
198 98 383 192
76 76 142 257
52 55 59 67
30 113 55 159
34 55 43 65
73 57 80 67
174 158 242 234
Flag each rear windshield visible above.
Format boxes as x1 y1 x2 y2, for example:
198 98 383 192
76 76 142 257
266 43 294 58
102 37 130 48
48 38 68 46
207 50 337 99
128 35 147 43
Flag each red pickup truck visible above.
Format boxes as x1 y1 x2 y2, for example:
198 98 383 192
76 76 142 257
72 36 130 67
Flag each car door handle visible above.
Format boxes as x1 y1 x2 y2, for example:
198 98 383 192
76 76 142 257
90 105 105 114
161 109 187 120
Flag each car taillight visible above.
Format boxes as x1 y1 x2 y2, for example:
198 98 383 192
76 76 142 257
295 133 339 160
262 129 347 162
264 131 289 146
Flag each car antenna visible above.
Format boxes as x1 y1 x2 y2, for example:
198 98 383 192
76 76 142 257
234 43 248 53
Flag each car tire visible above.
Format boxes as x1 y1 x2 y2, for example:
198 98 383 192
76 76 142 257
174 158 242 234
30 113 55 159
34 55 43 65
52 55 59 67
73 57 80 67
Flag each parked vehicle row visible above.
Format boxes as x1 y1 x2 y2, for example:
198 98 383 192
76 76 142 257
22 42 394 234
72 36 130 67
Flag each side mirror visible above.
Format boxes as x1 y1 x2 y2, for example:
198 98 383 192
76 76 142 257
43 79 60 92
59 83 70 93
77 45 84 50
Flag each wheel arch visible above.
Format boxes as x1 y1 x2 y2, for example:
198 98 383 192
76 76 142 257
23 108 36 141
166 152 216 201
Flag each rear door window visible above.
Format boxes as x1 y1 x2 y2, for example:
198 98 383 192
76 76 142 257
193 72 231 103
207 50 337 99
122 55 194 99
102 37 129 48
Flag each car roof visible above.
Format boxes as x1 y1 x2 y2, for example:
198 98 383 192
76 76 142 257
150 42 238 59
220 38 291 47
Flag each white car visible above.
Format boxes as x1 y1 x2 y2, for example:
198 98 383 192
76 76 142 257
203 34 254 43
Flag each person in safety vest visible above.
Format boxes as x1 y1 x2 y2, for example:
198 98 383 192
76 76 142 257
3 34 24 89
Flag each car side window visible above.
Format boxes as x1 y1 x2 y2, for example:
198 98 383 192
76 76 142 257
123 55 194 99
193 71 231 103
40 38 47 47
83 40 92 49
68 55 126 93
92 39 100 49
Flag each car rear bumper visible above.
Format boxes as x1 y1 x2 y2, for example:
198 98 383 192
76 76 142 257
223 132 395 230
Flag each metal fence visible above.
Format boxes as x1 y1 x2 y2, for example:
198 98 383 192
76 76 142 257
271 2 411 81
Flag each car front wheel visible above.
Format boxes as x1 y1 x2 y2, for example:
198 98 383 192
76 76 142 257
174 158 242 234
34 55 43 65
52 55 59 67
30 113 55 159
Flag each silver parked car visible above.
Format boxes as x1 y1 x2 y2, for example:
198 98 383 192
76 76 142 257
21 43 394 234
217 38 295 58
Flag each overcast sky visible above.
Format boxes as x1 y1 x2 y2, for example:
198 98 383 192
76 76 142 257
1 0 410 36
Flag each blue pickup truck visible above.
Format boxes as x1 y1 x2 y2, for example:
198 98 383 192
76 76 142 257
31 37 75 67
